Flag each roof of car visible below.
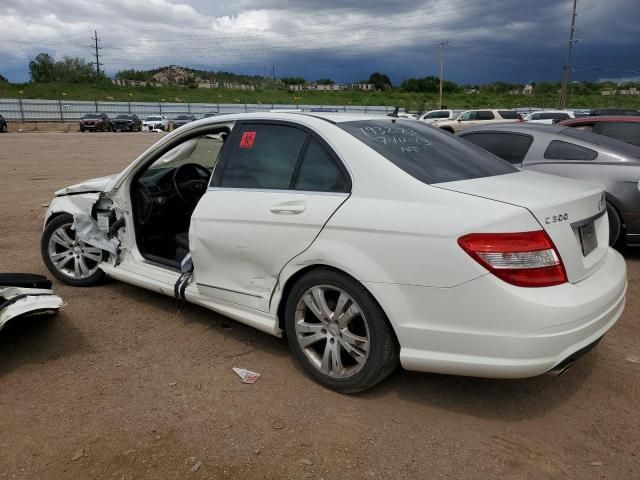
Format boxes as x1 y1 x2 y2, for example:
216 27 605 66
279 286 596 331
558 116 640 126
458 123 565 135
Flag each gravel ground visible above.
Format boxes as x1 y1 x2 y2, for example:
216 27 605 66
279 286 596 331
0 132 639 479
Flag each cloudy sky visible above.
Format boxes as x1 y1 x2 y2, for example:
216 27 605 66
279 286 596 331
1 0 638 84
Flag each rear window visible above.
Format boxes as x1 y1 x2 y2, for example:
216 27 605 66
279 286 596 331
477 111 495 120
425 111 449 119
561 127 640 159
498 111 521 119
337 119 517 185
596 122 640 148
461 132 533 165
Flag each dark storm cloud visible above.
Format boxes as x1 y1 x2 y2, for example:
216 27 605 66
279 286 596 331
0 0 637 83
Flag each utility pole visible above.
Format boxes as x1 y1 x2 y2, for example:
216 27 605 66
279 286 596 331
559 0 578 109
272 65 275 81
90 30 103 77
437 41 449 109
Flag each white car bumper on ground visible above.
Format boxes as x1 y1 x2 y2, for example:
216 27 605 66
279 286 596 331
367 247 627 378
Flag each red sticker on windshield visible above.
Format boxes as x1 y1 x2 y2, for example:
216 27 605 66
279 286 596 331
239 131 256 148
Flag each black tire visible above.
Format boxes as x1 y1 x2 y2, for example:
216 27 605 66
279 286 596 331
607 202 622 246
41 213 106 287
1 123 7 133
80 126 85 132
284 268 398 393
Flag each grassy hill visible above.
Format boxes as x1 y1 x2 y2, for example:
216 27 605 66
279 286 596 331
0 81 639 112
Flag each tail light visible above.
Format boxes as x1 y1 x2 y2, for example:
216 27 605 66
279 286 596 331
458 231 567 287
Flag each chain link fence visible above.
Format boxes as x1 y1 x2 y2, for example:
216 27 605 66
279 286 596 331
0 98 395 122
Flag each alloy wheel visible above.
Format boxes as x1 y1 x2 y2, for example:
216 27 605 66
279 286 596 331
47 222 102 280
294 285 370 379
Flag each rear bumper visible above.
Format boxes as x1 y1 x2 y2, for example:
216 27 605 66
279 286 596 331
366 247 627 378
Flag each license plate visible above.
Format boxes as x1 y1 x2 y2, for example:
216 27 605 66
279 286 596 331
579 221 597 256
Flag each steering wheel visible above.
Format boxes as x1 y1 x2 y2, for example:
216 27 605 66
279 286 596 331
172 163 211 207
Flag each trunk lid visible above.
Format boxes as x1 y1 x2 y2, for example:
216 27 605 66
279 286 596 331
436 170 608 283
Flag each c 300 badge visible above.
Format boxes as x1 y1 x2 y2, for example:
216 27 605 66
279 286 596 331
545 213 569 224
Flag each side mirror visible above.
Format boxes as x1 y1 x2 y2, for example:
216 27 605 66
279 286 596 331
457 118 462 122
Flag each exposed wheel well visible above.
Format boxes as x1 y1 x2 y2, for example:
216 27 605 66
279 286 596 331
45 211 67 226
439 126 455 133
275 264 399 345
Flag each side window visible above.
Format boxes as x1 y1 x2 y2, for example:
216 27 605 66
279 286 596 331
544 140 598 160
529 113 540 120
220 124 307 189
460 111 475 121
477 111 495 120
595 122 640 147
293 139 347 192
462 133 533 164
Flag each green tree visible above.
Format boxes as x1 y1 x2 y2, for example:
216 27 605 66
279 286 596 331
369 72 392 90
317 78 335 85
0 73 8 83
29 53 56 83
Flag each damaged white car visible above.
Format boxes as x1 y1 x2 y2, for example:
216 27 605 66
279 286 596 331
41 113 627 392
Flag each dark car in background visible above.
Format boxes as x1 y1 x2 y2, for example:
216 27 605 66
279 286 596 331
79 113 112 132
559 116 640 148
458 123 640 246
172 114 196 129
589 108 640 117
0 114 7 133
112 114 142 132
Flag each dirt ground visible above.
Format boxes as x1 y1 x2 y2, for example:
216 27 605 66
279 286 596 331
0 132 639 480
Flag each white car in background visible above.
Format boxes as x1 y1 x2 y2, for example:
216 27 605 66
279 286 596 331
40 113 627 393
434 109 522 133
142 115 169 131
523 110 576 124
419 109 463 123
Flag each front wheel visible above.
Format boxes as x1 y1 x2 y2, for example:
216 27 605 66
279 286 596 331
41 213 106 286
284 269 398 393
1 123 7 133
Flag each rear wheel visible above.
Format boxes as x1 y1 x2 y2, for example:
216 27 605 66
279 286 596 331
284 269 398 393
607 202 622 246
41 213 106 286
1 123 7 133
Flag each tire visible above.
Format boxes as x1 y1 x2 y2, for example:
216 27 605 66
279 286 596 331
284 268 398 393
607 202 622 246
1 123 7 133
80 126 85 132
41 213 106 286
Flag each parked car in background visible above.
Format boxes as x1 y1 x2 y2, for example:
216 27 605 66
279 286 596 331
558 116 640 148
418 109 463 123
79 113 112 132
203 112 218 118
41 112 626 393
522 110 575 124
172 114 197 129
590 108 640 117
434 109 521 133
142 115 169 131
112 114 142 132
387 107 417 119
0 114 7 133
458 123 640 245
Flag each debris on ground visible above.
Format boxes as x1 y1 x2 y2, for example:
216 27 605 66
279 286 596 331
625 355 640 364
590 461 603 466
190 461 202 472
232 367 261 384
71 448 85 461
271 419 286 430
169 382 177 386
299 458 313 466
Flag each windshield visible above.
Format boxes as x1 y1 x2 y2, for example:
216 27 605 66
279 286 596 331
146 116 162 121
561 127 640 159
337 119 517 184
175 115 190 120
83 114 101 119
116 115 132 119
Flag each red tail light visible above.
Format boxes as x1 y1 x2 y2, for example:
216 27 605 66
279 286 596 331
458 231 567 287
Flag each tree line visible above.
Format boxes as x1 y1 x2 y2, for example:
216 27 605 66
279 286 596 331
14 52 640 93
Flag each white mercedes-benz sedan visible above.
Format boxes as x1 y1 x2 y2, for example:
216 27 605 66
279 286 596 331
41 112 627 392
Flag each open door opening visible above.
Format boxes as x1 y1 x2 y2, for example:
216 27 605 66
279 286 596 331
130 126 231 269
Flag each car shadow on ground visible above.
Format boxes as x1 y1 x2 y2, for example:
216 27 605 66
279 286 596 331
361 351 597 421
0 311 91 378
108 280 292 360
